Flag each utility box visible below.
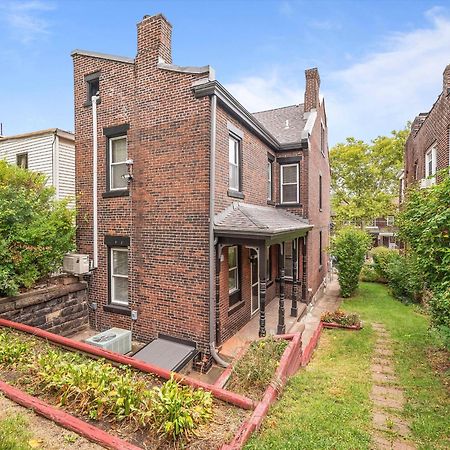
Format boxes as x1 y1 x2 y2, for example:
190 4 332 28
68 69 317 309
63 253 90 275
85 328 132 354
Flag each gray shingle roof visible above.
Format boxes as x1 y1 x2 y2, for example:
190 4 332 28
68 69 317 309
253 104 306 145
214 202 311 236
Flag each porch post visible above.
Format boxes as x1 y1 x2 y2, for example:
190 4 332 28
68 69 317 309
258 244 267 338
301 235 308 303
290 238 298 317
277 242 286 335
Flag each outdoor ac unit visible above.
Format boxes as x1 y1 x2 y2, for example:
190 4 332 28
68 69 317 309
420 178 435 189
85 328 132 354
63 253 90 275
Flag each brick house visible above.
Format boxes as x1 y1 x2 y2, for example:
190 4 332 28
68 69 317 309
72 14 330 362
404 64 450 190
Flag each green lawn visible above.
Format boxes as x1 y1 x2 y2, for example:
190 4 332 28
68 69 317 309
246 282 449 450
0 413 32 450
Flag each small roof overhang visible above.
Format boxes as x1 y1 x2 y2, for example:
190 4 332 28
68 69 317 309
214 202 312 245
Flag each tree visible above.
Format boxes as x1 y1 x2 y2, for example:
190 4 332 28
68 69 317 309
330 126 409 227
0 161 75 296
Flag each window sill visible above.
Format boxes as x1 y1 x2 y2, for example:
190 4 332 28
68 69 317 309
277 203 302 208
104 304 131 316
227 189 244 200
228 300 245 316
102 190 129 198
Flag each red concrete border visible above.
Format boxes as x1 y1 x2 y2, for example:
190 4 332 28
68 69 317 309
0 380 141 450
0 318 255 410
214 344 249 389
322 322 362 330
221 332 303 450
301 321 323 366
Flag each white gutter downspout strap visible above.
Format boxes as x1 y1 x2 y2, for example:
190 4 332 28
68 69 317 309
92 95 100 269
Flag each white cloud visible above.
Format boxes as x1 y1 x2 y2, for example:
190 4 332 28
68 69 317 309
1 1 55 43
224 8 450 146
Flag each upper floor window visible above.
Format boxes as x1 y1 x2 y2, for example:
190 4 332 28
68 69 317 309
110 247 128 306
109 136 128 190
229 135 240 192
425 146 436 180
85 72 100 106
319 174 323 211
16 153 28 169
320 122 326 156
281 163 299 204
267 160 273 201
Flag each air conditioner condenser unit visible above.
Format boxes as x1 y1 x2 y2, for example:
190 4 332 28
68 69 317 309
63 253 90 275
85 328 132 354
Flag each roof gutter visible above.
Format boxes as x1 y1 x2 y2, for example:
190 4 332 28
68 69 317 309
209 94 229 368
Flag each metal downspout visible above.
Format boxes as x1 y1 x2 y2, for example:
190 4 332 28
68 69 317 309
209 94 229 367
92 94 100 269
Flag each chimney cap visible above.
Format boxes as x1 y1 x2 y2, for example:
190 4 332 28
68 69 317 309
139 13 173 28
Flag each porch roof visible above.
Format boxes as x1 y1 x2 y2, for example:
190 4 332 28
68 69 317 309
214 202 312 243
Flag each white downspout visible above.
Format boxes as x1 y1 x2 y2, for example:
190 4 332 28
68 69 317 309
209 94 228 368
92 94 100 269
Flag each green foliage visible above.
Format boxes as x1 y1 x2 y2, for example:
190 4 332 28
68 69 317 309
0 414 32 450
397 172 450 292
371 247 398 281
228 337 288 401
428 290 450 330
359 263 381 282
330 126 409 227
0 330 32 367
320 310 361 326
0 161 75 296
151 375 213 440
331 227 372 297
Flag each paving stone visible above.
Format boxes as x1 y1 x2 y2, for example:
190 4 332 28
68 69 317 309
372 372 398 384
372 364 395 375
372 324 387 331
376 338 393 346
374 348 394 357
372 356 395 367
371 385 405 409
372 433 392 449
373 410 411 437
392 440 416 450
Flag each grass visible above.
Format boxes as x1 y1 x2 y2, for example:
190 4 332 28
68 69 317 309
0 413 32 450
246 282 449 450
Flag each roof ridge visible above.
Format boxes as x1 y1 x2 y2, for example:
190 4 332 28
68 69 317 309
253 104 303 115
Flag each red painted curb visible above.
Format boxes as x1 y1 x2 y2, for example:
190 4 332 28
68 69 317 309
214 344 248 389
322 322 362 330
0 380 141 450
221 333 303 450
301 321 323 366
0 318 255 411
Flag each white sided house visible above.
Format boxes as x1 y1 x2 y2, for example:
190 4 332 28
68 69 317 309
0 128 75 202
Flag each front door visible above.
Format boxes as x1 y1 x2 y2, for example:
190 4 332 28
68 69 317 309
250 249 260 314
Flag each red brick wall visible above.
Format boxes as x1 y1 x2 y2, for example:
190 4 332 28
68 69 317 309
74 14 211 350
405 65 450 188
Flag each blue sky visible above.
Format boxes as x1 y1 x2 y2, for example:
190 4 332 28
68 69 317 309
1 0 450 145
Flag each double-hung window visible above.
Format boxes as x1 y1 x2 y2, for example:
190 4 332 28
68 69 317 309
319 174 323 211
267 160 273 201
16 153 28 169
110 247 128 306
320 122 326 156
386 216 395 226
281 164 299 204
109 136 128 190
228 246 241 307
229 136 240 191
425 146 436 181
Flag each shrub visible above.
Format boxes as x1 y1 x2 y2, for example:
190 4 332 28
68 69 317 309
428 290 450 330
331 227 372 297
371 247 399 281
360 263 381 282
321 310 361 327
227 337 288 401
0 161 75 296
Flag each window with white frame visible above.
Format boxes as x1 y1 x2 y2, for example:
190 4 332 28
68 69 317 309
386 216 395 226
228 135 240 191
281 164 299 204
110 248 128 305
267 160 273 201
109 136 128 190
16 153 28 169
425 146 437 180
228 246 239 294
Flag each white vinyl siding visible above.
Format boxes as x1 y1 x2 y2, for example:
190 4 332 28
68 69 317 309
110 248 128 306
58 137 75 202
281 163 299 204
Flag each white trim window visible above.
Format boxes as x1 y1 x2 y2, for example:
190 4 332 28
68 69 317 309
425 146 437 181
228 135 240 191
281 163 299 204
386 216 395 226
109 136 128 190
228 246 239 293
110 248 128 306
267 160 273 201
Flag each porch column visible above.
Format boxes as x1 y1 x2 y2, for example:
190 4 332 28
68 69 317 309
277 242 286 335
258 244 267 338
290 238 298 317
301 235 308 303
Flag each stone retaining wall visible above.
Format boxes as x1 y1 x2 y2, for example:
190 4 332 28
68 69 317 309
0 276 89 336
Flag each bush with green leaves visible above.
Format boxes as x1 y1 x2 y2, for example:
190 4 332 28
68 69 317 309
371 247 399 281
331 227 372 297
0 161 75 296
360 263 381 282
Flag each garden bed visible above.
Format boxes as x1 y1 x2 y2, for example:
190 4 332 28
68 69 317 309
0 328 249 449
321 310 362 330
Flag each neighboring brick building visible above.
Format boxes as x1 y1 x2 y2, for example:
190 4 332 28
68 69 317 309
72 14 330 361
404 64 450 190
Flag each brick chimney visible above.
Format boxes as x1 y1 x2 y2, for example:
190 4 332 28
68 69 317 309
443 64 450 95
136 13 172 64
304 68 320 112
